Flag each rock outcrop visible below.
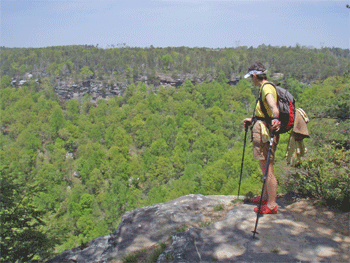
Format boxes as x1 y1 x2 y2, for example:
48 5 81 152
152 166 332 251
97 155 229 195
53 80 127 103
11 72 244 103
47 194 349 263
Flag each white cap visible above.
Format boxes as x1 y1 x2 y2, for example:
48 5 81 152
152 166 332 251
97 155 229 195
244 70 267 79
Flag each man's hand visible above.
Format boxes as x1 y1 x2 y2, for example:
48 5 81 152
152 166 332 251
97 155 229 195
271 118 281 132
243 118 252 127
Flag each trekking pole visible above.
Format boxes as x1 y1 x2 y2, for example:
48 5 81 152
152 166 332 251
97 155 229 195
252 132 275 239
237 125 248 200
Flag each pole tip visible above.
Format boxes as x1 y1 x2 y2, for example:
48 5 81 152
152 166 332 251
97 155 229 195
252 230 259 238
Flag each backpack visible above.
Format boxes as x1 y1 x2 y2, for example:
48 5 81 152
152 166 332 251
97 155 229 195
259 82 296 134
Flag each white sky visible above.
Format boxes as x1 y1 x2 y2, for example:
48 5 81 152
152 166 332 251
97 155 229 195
1 0 349 49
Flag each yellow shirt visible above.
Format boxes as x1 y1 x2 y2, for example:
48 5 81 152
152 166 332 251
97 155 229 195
255 81 277 118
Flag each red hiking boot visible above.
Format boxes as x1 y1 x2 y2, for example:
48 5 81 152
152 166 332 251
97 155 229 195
249 197 268 205
254 204 277 214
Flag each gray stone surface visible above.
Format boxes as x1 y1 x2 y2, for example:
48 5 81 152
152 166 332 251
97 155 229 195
157 202 349 263
47 194 350 263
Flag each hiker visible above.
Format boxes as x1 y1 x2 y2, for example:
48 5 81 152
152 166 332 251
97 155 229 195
243 62 280 214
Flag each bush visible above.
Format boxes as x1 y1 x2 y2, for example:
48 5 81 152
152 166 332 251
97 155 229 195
284 144 350 211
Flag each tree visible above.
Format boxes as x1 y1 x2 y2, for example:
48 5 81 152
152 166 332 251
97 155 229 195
201 159 228 194
66 99 80 123
0 75 11 89
49 107 66 135
80 66 93 79
218 70 228 83
0 165 54 262
147 156 175 185
161 54 173 70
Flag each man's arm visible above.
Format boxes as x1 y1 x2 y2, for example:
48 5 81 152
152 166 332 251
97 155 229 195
265 94 279 118
265 93 281 131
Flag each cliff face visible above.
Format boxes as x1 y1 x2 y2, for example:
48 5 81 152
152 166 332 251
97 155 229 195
11 72 241 103
47 194 349 263
50 73 238 103
10 72 287 104
53 79 126 103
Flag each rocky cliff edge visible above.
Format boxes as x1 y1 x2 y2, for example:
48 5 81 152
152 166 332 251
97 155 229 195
47 194 349 263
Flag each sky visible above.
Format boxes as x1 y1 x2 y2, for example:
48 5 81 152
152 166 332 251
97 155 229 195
0 0 349 49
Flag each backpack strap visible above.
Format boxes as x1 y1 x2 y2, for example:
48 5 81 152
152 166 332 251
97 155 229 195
258 81 277 125
250 81 277 141
250 97 260 132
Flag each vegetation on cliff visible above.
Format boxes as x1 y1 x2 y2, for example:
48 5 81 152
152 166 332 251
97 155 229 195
1 44 349 86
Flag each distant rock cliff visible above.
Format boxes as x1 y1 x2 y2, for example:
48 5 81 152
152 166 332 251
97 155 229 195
47 194 349 263
53 79 126 102
11 72 242 104
52 73 239 103
11 71 287 104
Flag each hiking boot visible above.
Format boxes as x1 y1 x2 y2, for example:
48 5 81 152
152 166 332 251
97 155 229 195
254 204 277 214
249 197 268 205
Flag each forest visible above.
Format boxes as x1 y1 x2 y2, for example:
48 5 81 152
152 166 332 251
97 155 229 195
0 45 349 262
1 44 350 86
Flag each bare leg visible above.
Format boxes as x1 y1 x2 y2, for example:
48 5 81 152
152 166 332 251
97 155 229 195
259 160 277 207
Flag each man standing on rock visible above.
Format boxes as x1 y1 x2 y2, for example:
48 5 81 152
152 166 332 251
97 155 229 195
243 62 281 214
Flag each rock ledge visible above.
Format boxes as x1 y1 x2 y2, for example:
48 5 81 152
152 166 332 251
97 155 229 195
47 194 350 263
